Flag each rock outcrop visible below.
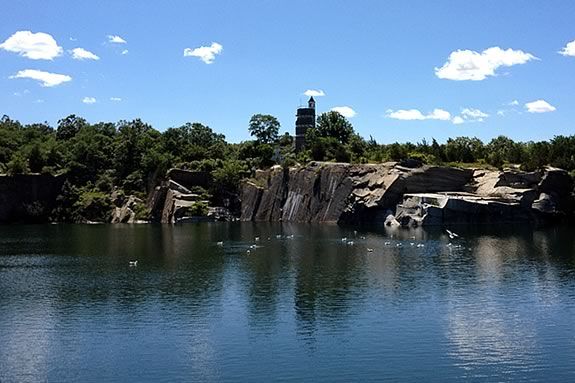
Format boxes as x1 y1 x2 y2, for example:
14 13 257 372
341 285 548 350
240 162 574 226
148 168 234 223
111 194 144 223
0 174 66 223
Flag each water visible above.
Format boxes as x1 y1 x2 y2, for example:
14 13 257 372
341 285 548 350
1 223 575 382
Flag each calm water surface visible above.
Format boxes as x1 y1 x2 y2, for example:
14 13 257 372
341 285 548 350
1 223 575 382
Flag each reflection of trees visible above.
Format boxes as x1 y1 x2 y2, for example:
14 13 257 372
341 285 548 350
45 224 228 318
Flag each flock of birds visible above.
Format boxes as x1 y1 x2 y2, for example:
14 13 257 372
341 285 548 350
210 228 465 256
128 229 465 266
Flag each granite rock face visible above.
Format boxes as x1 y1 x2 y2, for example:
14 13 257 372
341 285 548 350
395 167 574 226
148 168 234 223
111 194 144 223
240 162 474 224
239 163 574 225
0 174 65 223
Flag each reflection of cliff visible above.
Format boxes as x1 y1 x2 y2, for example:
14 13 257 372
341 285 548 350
276 225 369 337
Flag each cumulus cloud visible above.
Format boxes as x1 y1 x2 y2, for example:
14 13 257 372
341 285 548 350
331 106 357 118
82 97 96 104
10 69 71 87
70 47 99 60
121 49 129 55
435 47 536 81
452 116 465 125
509 100 519 106
386 108 451 121
108 35 127 44
304 89 325 97
0 31 63 60
450 108 489 124
460 108 489 121
110 97 122 102
559 39 575 57
184 42 223 64
525 99 556 113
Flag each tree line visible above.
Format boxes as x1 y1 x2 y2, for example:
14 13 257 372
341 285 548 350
1 112 574 221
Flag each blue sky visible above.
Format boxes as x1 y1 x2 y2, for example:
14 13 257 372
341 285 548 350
1 0 574 144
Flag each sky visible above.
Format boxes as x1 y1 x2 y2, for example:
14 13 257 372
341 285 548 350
1 0 574 144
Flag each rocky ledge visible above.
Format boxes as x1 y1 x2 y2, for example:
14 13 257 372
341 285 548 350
240 162 574 226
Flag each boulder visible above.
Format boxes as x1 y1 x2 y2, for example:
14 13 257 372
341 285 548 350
111 195 143 223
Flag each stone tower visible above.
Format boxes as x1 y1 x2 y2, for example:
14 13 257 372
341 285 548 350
295 96 316 152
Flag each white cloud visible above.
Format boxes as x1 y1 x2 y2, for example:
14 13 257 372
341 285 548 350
559 39 575 57
435 47 536 81
450 108 489 124
184 42 223 64
461 108 489 121
0 31 62 60
509 100 519 106
110 97 122 102
70 47 99 60
497 110 505 116
304 89 325 97
428 108 452 121
82 97 96 104
386 108 451 121
452 116 465 125
10 69 71 87
331 106 356 118
121 49 129 55
525 99 556 113
108 35 127 44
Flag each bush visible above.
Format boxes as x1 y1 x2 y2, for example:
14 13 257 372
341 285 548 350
189 201 209 216
6 153 29 175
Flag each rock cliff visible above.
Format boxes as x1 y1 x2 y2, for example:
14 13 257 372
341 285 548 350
240 162 574 225
0 174 66 223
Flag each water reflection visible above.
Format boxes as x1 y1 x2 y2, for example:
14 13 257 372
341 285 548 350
1 223 575 382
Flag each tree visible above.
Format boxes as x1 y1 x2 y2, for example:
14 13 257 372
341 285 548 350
248 114 280 144
315 111 354 144
56 115 87 140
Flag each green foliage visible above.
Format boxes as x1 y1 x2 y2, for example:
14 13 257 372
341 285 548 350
4 111 575 224
315 111 354 144
212 160 250 193
6 152 29 175
74 190 113 222
248 114 280 144
189 201 209 216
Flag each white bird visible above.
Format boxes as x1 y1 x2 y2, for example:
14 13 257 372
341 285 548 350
255 237 260 241
367 248 374 252
129 260 138 267
341 237 347 242
396 243 402 247
446 229 460 240
417 243 425 248
216 241 224 246
347 241 354 246
276 234 282 239
384 241 391 246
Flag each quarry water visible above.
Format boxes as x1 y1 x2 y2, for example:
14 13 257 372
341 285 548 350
1 223 575 382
